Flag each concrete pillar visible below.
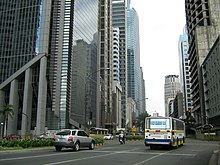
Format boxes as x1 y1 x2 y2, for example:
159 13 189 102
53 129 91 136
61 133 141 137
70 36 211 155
21 68 33 138
35 0 51 136
7 80 19 135
36 56 47 136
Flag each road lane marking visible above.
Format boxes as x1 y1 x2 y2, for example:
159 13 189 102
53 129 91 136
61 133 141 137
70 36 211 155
0 152 77 162
85 150 196 156
44 148 141 165
133 150 173 165
0 148 196 164
44 152 117 165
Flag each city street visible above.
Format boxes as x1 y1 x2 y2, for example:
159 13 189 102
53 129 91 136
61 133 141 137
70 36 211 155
0 138 219 165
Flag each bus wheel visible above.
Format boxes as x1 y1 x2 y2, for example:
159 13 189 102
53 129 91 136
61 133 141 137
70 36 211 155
174 139 179 149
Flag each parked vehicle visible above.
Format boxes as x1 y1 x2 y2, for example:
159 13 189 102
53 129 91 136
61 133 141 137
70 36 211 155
54 129 95 151
103 134 114 140
38 130 58 139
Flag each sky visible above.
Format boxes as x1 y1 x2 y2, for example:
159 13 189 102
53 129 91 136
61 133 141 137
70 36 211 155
131 0 186 116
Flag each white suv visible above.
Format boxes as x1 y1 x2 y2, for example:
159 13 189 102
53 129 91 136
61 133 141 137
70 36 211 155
54 129 95 151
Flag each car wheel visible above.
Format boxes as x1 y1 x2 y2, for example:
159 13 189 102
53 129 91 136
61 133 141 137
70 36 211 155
89 141 95 150
55 146 62 151
74 142 80 151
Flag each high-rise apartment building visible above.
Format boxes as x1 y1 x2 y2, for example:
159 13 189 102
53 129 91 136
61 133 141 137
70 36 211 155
178 27 192 119
164 75 181 117
113 28 120 82
112 27 122 130
185 0 220 125
112 0 127 127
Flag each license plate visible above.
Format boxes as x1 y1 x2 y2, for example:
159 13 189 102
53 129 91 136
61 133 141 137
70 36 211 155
58 138 65 141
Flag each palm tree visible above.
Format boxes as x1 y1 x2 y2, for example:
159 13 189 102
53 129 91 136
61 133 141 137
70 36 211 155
136 111 150 132
1 104 14 136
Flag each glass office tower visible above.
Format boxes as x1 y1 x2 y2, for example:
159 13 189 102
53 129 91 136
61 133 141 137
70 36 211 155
71 0 99 129
0 0 99 136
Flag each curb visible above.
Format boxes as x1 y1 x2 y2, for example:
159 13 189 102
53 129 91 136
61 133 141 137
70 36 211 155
209 148 220 165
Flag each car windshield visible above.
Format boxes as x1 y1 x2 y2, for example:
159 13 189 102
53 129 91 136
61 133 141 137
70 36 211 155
56 130 76 135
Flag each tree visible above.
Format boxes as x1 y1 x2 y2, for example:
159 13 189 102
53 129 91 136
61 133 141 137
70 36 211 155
136 111 150 131
1 104 14 136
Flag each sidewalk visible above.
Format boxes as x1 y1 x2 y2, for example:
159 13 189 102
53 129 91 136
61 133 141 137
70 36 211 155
209 145 220 165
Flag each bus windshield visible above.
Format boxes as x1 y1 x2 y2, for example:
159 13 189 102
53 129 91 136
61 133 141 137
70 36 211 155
149 118 170 129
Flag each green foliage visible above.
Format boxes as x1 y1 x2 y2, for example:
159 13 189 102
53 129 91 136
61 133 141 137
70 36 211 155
125 135 144 141
0 138 54 148
0 135 104 150
90 135 104 145
1 104 14 119
136 111 150 130
204 135 220 141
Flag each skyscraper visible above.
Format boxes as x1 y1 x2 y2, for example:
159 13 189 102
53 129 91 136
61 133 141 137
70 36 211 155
71 0 99 129
0 0 99 136
126 1 145 117
112 0 127 127
178 27 192 119
164 75 181 117
99 0 114 129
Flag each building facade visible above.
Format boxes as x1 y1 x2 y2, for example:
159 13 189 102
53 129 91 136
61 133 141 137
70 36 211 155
71 0 99 130
127 1 145 117
0 0 100 136
185 0 220 125
164 75 181 117
202 36 220 129
99 0 114 129
178 27 192 119
112 0 127 127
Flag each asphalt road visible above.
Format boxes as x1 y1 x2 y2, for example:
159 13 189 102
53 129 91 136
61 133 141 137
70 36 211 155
0 138 219 165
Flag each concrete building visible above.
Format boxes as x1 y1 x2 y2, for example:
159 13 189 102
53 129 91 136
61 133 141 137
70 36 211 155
164 75 181 117
185 0 220 125
112 81 122 131
172 92 184 119
126 97 136 129
202 36 220 129
99 0 114 129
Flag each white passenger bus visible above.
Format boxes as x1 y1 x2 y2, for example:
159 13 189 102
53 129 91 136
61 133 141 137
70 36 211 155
145 116 185 149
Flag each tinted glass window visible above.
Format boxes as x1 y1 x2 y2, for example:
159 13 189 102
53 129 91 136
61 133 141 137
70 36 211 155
71 131 76 135
78 131 88 136
56 130 71 135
